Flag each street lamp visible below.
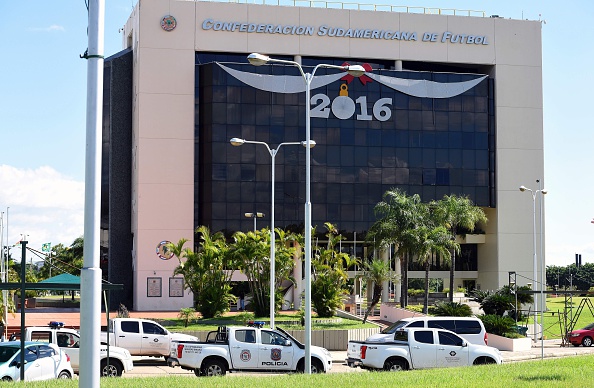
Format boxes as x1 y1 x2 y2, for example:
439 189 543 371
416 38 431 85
519 184 547 359
244 212 265 232
230 137 315 330
248 53 365 373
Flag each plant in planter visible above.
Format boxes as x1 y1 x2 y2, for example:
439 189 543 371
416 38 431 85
433 301 472 317
479 314 517 337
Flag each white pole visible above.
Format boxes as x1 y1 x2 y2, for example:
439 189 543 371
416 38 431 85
304 71 313 374
270 149 276 329
538 180 545 359
80 0 104 386
532 191 537 343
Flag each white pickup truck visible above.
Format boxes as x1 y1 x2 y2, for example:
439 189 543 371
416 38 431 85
168 323 333 376
19 322 133 377
100 318 198 358
349 328 502 371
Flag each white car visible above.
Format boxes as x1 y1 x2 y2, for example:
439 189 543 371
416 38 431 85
0 341 73 382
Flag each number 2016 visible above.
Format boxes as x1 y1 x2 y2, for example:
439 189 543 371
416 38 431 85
310 94 393 122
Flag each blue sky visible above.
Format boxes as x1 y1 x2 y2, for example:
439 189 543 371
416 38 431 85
1 1 592 267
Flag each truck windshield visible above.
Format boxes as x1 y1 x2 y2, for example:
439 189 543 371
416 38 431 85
276 327 303 349
380 320 408 334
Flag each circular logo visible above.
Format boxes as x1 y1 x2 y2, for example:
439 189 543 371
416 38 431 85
161 15 177 31
156 241 174 260
240 350 251 362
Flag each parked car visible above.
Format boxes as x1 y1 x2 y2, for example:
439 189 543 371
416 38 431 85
0 342 73 382
21 322 133 376
568 323 594 347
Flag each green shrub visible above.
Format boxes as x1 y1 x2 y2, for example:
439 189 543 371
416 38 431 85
178 307 197 327
433 301 473 317
479 314 516 337
408 289 425 297
480 293 513 316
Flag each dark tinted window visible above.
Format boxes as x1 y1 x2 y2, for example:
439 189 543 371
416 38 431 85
38 345 56 358
235 330 256 343
143 322 166 335
414 331 434 344
428 320 455 332
24 347 38 363
382 320 409 334
406 321 424 328
456 320 482 334
195 58 495 234
438 331 464 346
120 321 139 333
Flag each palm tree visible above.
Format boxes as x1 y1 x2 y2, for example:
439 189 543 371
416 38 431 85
360 258 398 323
434 195 487 302
368 189 424 308
411 224 457 314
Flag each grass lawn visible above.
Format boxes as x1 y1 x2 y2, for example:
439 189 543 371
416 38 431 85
23 355 594 387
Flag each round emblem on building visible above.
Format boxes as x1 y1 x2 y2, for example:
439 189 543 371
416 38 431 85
156 240 174 260
160 15 177 31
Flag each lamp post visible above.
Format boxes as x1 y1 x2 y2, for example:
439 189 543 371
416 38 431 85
244 212 265 232
247 53 365 373
230 138 315 329
519 184 547 359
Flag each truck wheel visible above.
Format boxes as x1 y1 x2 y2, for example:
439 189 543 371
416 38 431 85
582 337 593 347
201 359 227 376
100 359 123 377
194 368 202 377
296 358 324 373
58 370 72 379
384 358 407 371
473 357 496 365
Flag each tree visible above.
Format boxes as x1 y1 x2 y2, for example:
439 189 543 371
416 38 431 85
311 223 357 317
367 189 425 308
433 195 487 302
38 237 84 280
231 227 296 317
360 258 398 323
410 223 457 314
169 226 236 318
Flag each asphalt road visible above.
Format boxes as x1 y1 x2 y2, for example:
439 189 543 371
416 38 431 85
124 356 364 378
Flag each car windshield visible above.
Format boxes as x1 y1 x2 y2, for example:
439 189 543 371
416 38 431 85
381 320 408 334
582 323 594 330
0 347 19 363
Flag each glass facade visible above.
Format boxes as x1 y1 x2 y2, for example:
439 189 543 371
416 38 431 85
195 53 495 238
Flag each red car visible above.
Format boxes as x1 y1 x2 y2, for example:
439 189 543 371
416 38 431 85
568 323 594 347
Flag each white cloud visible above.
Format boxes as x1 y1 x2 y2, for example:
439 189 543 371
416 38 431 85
0 165 84 256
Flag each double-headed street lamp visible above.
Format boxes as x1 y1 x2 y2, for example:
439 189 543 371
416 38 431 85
519 183 547 359
247 53 365 373
230 137 315 330
244 212 265 232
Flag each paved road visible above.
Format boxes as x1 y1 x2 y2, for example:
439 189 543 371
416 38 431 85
125 356 363 378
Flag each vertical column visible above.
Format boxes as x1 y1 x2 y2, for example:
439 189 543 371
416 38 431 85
394 60 403 70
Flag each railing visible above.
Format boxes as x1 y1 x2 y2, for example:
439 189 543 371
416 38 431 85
197 0 486 17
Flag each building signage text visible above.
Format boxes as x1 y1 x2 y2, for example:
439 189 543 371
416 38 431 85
201 19 489 45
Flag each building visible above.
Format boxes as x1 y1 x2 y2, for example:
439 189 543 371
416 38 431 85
102 0 544 311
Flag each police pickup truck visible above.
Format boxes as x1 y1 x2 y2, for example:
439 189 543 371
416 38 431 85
349 328 501 371
168 322 332 376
